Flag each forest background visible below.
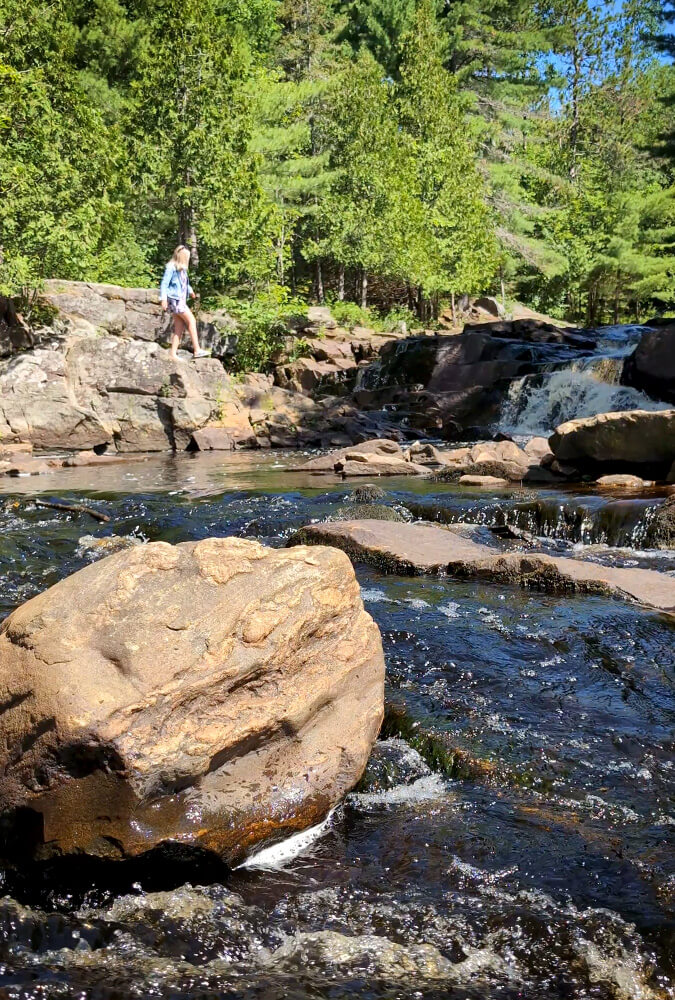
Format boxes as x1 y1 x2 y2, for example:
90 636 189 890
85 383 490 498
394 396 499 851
2 0 675 358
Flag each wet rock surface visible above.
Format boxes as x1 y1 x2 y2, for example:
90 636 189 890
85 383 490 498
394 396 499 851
290 519 675 612
0 537 385 862
647 494 675 549
622 322 675 403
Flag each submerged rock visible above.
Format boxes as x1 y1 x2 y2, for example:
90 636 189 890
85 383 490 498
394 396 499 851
334 503 406 523
289 520 675 613
0 537 385 862
357 738 432 793
264 929 454 982
348 483 386 503
459 475 509 488
76 534 143 559
596 474 650 489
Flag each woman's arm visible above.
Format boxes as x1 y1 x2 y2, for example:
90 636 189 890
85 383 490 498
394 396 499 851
159 263 173 305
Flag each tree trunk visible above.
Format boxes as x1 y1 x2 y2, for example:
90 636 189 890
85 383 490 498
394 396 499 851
277 221 285 286
570 42 581 182
361 270 368 310
315 260 324 303
407 283 415 314
417 285 424 322
338 264 345 301
179 200 199 271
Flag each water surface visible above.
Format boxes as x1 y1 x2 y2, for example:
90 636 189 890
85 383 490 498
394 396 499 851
0 455 672 999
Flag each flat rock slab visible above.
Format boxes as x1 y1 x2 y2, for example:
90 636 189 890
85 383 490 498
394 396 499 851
290 520 675 614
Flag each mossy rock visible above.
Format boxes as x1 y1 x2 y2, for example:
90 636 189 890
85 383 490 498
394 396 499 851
334 503 406 523
648 495 675 549
349 483 387 503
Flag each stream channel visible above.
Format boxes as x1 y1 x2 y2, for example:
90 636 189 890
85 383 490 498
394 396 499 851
0 448 672 1000
0 325 673 999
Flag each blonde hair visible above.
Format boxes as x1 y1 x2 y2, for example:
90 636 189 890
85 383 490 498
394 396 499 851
170 245 191 270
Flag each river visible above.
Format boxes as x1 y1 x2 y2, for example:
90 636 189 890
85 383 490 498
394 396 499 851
0 448 672 999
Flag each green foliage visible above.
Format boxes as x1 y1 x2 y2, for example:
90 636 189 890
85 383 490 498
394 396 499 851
214 286 308 372
0 0 151 294
330 300 372 328
1 0 674 330
397 0 498 301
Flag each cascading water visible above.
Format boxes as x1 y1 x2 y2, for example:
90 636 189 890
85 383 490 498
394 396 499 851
498 325 669 436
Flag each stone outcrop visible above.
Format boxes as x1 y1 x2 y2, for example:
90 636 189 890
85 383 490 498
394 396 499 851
354 326 597 437
289 520 675 613
0 296 37 358
622 324 675 403
0 339 241 452
549 409 675 478
0 537 385 862
462 318 593 349
41 280 238 357
0 289 409 454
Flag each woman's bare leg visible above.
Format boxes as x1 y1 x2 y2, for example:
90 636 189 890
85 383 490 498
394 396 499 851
169 314 185 360
181 306 201 355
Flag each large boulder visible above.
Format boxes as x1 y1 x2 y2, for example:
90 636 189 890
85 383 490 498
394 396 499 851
549 409 675 477
622 325 675 403
298 439 403 473
0 337 247 452
357 329 596 437
40 281 237 357
0 537 384 863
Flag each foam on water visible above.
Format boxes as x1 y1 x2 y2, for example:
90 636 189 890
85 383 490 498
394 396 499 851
359 587 392 604
239 812 335 870
349 772 447 807
500 365 668 436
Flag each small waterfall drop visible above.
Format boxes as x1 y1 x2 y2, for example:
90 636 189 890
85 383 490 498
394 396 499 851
499 326 668 436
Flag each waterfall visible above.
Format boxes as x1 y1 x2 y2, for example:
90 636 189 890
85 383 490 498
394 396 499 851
499 337 669 436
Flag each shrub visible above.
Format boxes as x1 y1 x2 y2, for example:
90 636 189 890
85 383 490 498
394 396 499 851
210 286 308 373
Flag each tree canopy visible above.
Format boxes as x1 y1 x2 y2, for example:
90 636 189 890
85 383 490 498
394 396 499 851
1 0 674 324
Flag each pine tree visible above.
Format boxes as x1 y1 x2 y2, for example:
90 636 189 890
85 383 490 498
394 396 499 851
397 0 498 316
0 0 148 294
311 49 423 306
251 73 336 286
126 0 278 288
339 0 417 78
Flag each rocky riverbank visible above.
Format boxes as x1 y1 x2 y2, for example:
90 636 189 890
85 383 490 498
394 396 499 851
1 282 675 490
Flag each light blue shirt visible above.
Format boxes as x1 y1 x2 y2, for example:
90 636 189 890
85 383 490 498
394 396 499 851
159 263 194 302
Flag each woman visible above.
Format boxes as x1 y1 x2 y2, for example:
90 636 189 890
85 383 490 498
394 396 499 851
159 246 210 361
